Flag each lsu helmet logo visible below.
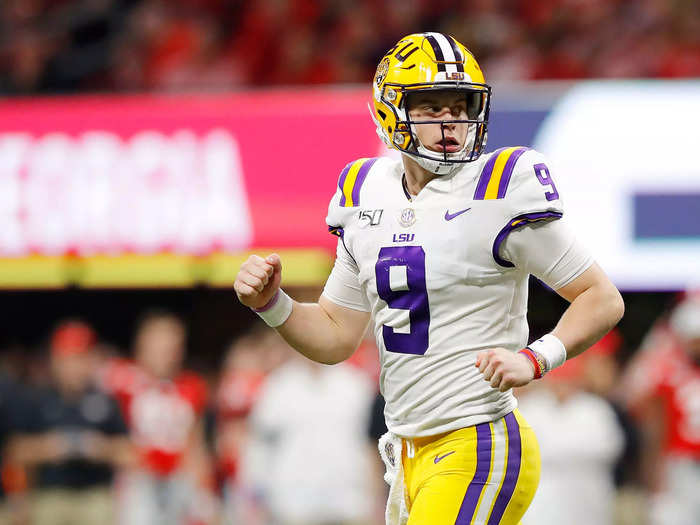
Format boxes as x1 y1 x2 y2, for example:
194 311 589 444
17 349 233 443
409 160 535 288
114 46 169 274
375 57 390 87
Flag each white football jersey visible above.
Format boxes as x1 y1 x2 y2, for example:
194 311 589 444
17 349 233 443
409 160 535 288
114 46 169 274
324 147 577 437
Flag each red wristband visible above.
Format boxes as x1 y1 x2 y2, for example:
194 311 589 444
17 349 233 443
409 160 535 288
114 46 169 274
518 348 544 379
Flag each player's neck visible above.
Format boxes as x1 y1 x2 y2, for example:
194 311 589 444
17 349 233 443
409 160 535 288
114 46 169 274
402 155 439 197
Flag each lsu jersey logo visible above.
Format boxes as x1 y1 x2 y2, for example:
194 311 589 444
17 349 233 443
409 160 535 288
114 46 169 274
399 208 416 227
392 233 415 243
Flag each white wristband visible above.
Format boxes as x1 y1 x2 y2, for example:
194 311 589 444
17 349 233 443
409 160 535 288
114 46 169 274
252 290 293 327
527 333 567 372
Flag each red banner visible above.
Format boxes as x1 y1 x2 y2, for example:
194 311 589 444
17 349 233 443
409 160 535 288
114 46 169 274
0 89 382 258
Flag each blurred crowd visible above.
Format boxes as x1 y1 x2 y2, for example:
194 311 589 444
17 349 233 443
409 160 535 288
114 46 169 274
1 0 699 95
0 293 698 525
0 310 387 525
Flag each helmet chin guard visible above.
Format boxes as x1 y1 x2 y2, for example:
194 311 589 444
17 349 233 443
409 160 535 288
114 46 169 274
407 120 481 175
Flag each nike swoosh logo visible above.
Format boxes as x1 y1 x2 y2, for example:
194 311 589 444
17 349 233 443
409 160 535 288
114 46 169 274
434 451 455 464
444 208 471 221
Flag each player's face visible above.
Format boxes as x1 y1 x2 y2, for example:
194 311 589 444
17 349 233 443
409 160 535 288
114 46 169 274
135 318 185 379
407 90 470 154
52 352 94 393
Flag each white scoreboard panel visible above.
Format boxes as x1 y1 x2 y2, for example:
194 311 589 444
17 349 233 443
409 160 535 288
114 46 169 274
534 81 700 291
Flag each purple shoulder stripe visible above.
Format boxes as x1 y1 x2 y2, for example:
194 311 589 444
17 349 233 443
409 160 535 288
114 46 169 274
496 147 529 198
492 211 563 268
352 157 378 207
474 148 507 200
337 161 354 207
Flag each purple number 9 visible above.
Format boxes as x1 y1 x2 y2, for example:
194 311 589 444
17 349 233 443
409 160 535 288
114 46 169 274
534 163 559 201
375 246 430 355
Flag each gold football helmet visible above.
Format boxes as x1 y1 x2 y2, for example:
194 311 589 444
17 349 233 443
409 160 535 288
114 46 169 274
371 32 491 175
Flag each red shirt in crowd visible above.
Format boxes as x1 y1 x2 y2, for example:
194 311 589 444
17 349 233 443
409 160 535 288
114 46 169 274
101 358 208 476
625 326 700 459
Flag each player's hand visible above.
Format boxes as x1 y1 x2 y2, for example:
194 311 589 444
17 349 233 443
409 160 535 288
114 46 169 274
234 253 282 310
475 347 536 392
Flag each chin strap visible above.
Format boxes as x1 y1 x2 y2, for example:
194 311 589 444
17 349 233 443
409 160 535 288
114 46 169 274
368 102 472 176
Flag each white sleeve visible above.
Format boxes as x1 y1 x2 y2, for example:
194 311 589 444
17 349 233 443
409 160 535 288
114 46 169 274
500 217 594 290
321 239 371 312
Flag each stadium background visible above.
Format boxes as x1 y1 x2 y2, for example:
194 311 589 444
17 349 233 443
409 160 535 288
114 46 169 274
0 1 698 524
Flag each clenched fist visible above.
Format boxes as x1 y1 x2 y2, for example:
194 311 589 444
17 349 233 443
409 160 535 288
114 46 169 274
475 347 536 392
234 254 283 309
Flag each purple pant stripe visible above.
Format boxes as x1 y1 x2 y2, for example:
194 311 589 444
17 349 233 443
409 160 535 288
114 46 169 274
487 412 522 525
473 148 507 200
496 147 529 198
337 162 353 207
454 422 493 525
351 157 377 206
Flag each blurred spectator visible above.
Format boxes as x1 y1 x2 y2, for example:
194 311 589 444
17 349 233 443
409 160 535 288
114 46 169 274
620 294 700 525
580 331 642 489
518 354 625 525
100 310 215 525
1 0 699 94
0 370 30 525
242 347 375 525
578 331 644 525
6 320 132 525
366 390 390 525
357 332 388 525
215 326 273 525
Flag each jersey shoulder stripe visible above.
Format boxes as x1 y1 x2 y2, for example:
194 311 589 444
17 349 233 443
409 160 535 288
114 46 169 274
473 147 529 200
337 157 379 207
492 211 563 267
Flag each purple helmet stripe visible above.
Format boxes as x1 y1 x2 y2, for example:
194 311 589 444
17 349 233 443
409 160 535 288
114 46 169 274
487 412 522 524
337 161 353 207
454 422 493 524
424 34 447 72
492 211 563 267
496 147 529 198
351 157 378 206
474 148 507 200
447 35 465 72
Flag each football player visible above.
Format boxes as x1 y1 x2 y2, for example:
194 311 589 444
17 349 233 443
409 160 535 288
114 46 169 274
234 32 624 525
620 296 700 525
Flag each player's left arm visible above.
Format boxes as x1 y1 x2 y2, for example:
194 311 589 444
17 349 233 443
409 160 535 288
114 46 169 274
477 150 624 391
477 249 623 392
551 262 624 359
